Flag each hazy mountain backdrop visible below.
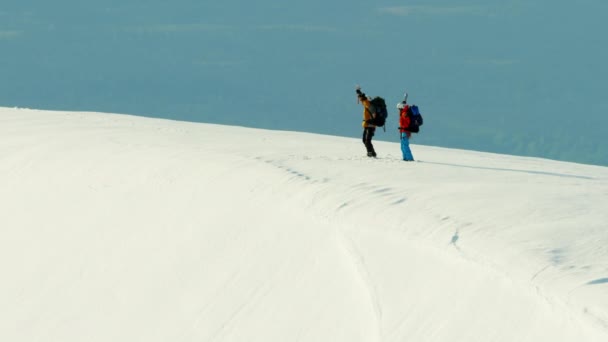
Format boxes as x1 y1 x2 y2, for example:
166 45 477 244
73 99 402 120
1 0 607 165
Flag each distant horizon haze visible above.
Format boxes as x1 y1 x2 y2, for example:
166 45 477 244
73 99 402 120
1 1 607 166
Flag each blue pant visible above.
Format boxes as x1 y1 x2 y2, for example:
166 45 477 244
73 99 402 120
401 133 414 161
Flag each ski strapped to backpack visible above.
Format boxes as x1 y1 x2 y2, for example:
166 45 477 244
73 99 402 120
407 105 423 133
368 96 388 130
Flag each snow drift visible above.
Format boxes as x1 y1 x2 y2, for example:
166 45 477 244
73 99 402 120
1 107 607 342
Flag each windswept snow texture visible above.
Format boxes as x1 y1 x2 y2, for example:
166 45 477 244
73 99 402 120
1 107 607 342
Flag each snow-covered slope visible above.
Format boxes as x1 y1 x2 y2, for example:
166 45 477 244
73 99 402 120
1 107 607 342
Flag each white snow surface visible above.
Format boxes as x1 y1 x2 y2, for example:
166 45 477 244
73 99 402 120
1 107 608 342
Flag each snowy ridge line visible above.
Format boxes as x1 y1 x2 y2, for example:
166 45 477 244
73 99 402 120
241 135 608 339
1 107 607 342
